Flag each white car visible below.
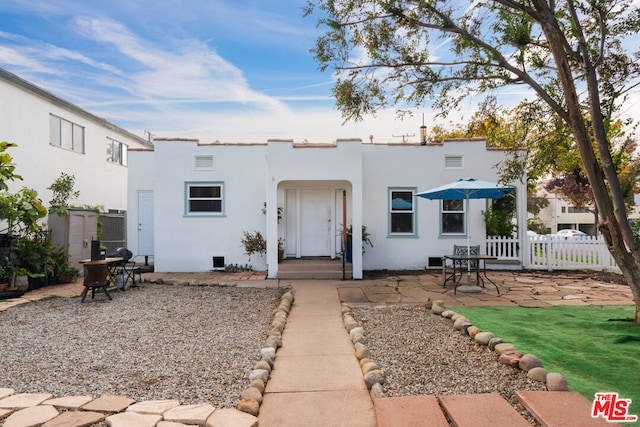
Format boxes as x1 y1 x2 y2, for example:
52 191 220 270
556 229 588 239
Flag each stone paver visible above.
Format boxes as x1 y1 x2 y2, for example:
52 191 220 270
439 394 531 427
0 393 53 409
105 411 163 427
374 395 448 427
2 404 59 427
205 408 258 427
0 388 13 399
43 395 93 409
0 408 12 420
81 395 136 413
43 410 105 427
126 399 181 415
516 391 620 427
260 390 375 427
162 403 216 425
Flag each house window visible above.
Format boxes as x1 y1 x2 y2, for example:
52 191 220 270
49 114 84 153
107 138 128 166
186 182 223 215
441 199 465 234
444 155 463 169
389 189 415 234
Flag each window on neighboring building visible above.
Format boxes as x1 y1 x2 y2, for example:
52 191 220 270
441 199 465 234
389 189 415 235
186 183 223 215
49 114 84 153
106 138 128 166
567 206 590 213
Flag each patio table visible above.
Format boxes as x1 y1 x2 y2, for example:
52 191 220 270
442 254 499 294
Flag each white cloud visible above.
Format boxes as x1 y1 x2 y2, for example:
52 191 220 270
73 16 288 113
0 45 47 72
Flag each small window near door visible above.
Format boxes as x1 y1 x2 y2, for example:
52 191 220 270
185 182 224 215
389 189 416 235
441 199 465 235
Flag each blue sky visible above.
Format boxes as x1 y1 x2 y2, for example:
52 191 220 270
0 0 638 144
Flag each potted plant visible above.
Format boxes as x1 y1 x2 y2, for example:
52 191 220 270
241 230 267 262
345 225 373 262
51 247 79 283
13 231 57 289
278 238 285 263
47 172 80 217
10 267 29 292
0 265 9 292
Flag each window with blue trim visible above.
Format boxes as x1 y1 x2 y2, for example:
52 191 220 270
186 183 223 215
389 189 415 234
441 199 465 234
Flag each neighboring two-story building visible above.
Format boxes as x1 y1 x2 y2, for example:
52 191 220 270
536 191 640 235
0 67 153 212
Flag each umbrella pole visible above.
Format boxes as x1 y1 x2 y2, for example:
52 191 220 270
466 196 471 286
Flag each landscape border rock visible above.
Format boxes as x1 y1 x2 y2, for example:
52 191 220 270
235 289 294 417
435 305 568 393
341 304 387 400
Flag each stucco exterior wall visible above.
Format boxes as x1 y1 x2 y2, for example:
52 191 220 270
150 140 269 272
360 141 516 270
0 69 151 212
129 137 525 276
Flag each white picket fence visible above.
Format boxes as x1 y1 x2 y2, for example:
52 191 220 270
485 235 620 272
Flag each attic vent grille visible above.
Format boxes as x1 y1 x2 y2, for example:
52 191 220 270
195 155 214 170
444 155 463 169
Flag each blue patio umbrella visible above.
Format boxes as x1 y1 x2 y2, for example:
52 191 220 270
416 178 514 284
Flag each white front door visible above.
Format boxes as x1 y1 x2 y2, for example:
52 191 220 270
300 189 332 256
137 191 154 256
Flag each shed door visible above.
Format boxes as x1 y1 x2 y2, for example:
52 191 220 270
137 191 154 256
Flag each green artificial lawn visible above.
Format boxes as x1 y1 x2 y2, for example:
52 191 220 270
454 305 640 419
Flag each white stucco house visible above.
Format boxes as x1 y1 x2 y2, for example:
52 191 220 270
0 67 153 212
127 137 527 279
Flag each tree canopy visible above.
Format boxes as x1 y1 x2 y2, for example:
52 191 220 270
306 0 640 321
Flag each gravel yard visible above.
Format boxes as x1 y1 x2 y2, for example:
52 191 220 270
352 305 547 424
0 284 284 408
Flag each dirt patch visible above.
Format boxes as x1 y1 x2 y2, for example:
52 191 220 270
589 270 628 285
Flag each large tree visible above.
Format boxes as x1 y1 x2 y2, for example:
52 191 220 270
306 0 640 321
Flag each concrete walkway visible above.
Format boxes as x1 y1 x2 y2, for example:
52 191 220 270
258 281 376 426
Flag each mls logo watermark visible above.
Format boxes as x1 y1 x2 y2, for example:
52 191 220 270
592 392 638 423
